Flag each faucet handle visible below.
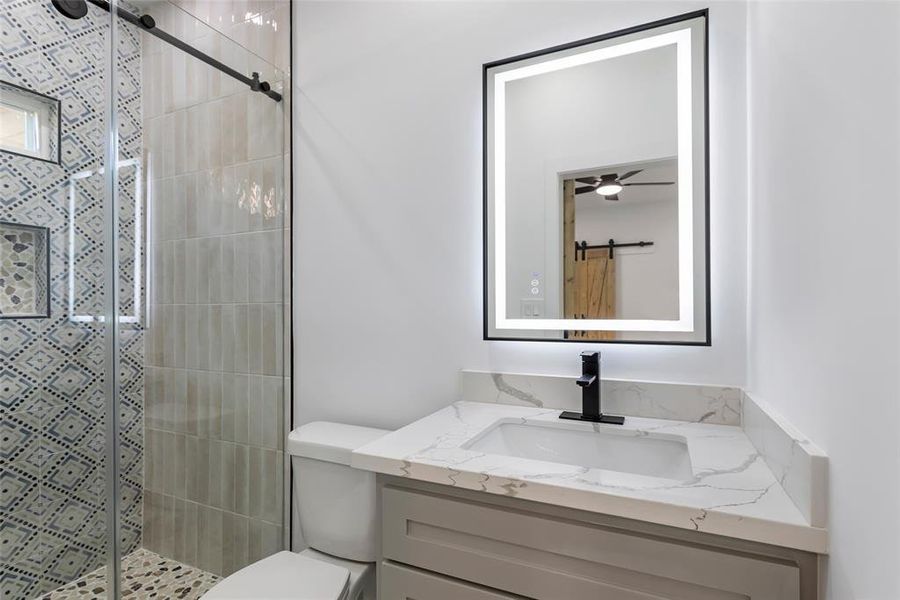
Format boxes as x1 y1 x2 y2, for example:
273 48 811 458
576 374 597 387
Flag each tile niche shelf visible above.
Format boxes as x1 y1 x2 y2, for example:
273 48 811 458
0 221 50 319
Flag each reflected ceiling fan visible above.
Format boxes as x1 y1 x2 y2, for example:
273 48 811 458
574 170 674 201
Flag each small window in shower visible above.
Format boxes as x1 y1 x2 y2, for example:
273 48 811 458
0 80 61 163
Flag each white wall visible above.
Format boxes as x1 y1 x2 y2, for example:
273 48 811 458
746 2 900 598
294 1 748 432
295 4 900 593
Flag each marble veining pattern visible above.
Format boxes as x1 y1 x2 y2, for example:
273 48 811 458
39 548 219 600
742 392 828 528
461 370 742 425
352 401 828 553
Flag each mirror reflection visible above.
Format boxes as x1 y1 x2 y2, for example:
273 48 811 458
563 159 678 340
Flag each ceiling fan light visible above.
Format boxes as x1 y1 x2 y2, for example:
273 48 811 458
596 182 623 196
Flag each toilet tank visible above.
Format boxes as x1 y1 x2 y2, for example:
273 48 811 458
288 422 389 563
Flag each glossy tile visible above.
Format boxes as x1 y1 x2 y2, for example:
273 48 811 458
197 503 223 575
221 512 248 577
137 0 290 579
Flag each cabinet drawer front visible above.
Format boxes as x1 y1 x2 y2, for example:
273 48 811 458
382 485 801 600
381 561 525 600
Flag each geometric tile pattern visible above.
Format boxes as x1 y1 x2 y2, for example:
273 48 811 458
37 548 219 600
1 0 144 595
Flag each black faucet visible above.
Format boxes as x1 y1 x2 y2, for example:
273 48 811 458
559 351 624 425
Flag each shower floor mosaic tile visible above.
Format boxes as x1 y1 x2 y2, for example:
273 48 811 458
39 549 219 600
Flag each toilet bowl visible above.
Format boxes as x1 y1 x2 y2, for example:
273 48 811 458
200 550 351 600
202 422 389 600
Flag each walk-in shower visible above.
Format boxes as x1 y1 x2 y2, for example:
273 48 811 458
1 1 291 598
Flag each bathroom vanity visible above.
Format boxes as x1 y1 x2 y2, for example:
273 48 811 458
352 401 827 600
376 477 816 600
348 10 827 599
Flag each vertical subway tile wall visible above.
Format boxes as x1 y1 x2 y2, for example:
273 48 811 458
139 0 290 578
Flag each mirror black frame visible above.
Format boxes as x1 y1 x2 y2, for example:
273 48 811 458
482 10 710 345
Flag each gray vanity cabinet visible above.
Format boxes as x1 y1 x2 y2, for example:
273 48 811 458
381 563 525 600
377 477 819 600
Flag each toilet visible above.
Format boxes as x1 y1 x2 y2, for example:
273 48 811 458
203 422 390 600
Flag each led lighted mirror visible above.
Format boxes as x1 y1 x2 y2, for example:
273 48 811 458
484 11 709 344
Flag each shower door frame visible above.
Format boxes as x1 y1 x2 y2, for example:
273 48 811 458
102 0 124 596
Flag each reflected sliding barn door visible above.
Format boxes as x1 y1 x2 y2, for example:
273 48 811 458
571 250 615 340
563 180 616 340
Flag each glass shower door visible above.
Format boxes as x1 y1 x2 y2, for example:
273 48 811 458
1 0 118 597
111 1 289 597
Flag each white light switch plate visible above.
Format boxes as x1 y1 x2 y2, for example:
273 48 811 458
520 298 544 317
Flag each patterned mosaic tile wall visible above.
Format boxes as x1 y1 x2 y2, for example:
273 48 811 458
0 1 144 597
139 1 289 579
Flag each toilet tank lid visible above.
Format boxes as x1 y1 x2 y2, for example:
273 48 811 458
289 422 390 465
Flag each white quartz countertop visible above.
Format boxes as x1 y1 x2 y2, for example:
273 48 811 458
351 401 828 554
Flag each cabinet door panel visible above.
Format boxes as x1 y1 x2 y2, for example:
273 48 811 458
382 485 799 600
380 561 526 600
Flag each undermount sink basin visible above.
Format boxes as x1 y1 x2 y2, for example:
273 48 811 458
464 420 693 481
